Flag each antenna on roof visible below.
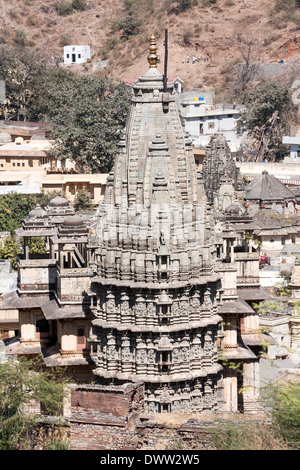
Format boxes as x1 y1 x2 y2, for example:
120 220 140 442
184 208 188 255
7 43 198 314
163 29 168 93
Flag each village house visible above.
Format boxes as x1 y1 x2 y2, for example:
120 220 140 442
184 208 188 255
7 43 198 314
0 120 51 140
0 138 56 173
40 172 107 206
282 134 300 162
0 125 108 205
176 90 246 152
63 45 91 65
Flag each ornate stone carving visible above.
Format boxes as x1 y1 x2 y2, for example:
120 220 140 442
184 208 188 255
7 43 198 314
122 347 131 362
136 349 147 364
135 299 147 317
106 345 117 361
90 35 223 414
147 302 156 317
148 349 156 364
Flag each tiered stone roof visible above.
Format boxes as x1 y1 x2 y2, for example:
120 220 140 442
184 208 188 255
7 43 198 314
90 36 223 413
244 171 296 202
202 132 243 206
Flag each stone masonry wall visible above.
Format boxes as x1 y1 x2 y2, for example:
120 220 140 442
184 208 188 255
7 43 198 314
69 383 266 450
70 383 144 450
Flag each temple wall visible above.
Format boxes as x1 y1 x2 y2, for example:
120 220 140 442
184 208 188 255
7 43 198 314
57 272 91 302
18 263 56 291
58 319 91 353
20 309 41 341
239 161 300 180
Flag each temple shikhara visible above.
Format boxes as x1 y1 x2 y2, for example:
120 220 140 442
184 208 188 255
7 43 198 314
1 35 269 419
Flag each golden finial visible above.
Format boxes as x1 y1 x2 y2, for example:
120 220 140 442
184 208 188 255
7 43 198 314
147 34 158 68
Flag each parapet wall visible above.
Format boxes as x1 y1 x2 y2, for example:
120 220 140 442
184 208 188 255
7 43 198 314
239 162 300 184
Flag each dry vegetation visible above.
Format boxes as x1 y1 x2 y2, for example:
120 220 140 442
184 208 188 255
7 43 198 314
1 0 300 94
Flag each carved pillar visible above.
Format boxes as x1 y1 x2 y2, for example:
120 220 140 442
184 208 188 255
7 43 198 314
202 288 212 319
147 336 156 376
106 290 117 322
191 380 203 413
203 378 213 411
136 334 147 375
172 336 181 375
190 290 201 322
120 292 131 324
181 383 191 413
191 334 202 371
106 331 118 373
179 334 190 374
121 333 132 375
178 298 189 323
146 301 156 327
203 330 213 367
135 294 147 326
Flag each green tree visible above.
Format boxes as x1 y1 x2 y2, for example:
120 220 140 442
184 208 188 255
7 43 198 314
177 0 198 12
0 191 70 235
55 0 74 15
117 13 142 39
273 0 300 13
0 192 40 233
0 45 130 173
115 0 144 39
0 235 22 269
44 74 131 173
0 356 69 450
73 189 93 211
0 46 46 121
262 380 300 448
238 82 296 162
27 237 46 255
72 0 87 10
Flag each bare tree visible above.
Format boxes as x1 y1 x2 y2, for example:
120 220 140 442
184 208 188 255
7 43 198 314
231 32 262 95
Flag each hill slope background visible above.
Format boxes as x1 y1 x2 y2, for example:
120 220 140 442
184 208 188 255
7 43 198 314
1 0 300 99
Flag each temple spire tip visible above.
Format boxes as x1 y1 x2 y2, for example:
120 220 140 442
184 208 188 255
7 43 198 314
147 33 158 68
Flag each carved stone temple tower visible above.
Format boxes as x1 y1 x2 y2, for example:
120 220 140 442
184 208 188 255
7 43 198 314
89 36 223 413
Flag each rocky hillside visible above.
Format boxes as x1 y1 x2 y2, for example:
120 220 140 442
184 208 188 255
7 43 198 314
1 0 300 97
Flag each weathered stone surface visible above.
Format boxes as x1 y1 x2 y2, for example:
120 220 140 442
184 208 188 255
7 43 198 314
90 38 223 414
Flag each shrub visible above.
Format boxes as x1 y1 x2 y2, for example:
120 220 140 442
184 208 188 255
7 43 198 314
55 0 73 16
13 30 28 47
27 17 37 26
73 189 93 211
72 0 87 10
262 381 300 449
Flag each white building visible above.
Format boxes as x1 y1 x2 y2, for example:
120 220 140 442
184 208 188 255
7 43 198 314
63 45 91 65
177 92 246 152
168 76 184 93
282 134 300 162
